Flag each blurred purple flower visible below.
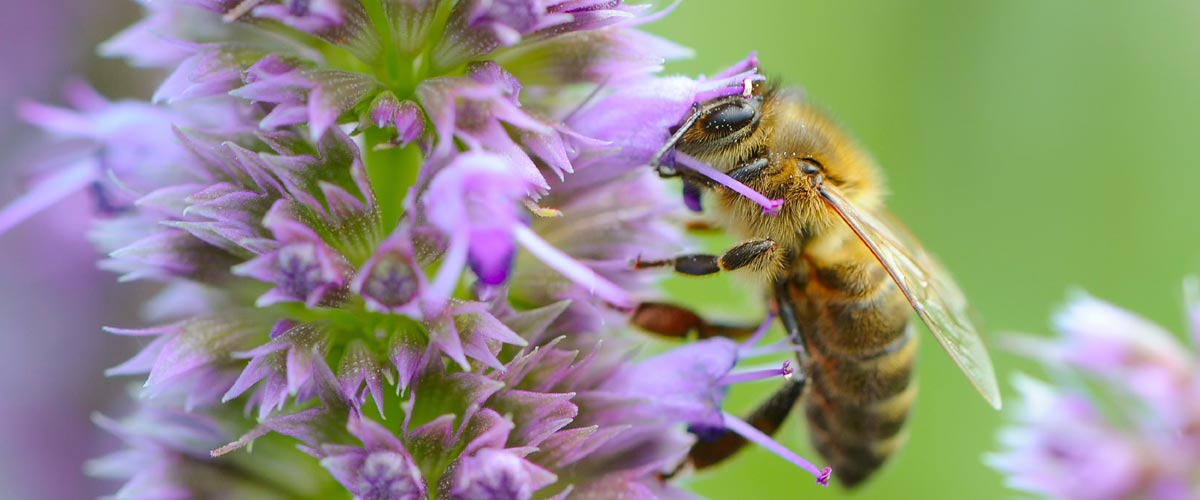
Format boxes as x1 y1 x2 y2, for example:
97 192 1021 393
989 286 1200 499
0 0 830 497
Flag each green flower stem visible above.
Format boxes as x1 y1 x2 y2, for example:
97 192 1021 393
363 128 422 231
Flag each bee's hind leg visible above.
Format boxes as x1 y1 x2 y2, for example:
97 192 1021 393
686 377 807 470
631 302 763 340
668 281 813 475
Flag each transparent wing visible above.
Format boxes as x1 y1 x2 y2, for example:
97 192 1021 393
819 184 1002 409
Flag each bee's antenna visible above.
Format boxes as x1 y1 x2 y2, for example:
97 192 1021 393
650 102 703 173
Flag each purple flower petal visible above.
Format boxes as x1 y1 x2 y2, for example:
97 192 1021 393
0 158 98 235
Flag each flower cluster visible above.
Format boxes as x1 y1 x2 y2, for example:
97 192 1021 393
988 285 1200 499
2 0 827 497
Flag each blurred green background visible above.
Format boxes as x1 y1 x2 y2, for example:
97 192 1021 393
646 1 1200 498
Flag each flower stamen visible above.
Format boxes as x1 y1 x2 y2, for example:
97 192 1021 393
717 360 792 386
721 411 832 486
675 152 784 215
741 311 776 349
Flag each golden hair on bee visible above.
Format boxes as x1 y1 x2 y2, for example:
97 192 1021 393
675 81 889 256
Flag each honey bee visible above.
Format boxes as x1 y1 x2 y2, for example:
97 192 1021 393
631 81 1001 487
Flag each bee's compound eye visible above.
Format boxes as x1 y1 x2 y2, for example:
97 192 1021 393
800 158 823 175
702 101 757 135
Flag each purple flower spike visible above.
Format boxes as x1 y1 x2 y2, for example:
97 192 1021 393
153 45 245 103
99 0 203 68
12 85 194 212
417 71 582 191
232 55 379 140
7 0 846 496
990 285 1200 499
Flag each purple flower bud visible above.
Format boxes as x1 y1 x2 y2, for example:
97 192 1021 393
233 200 352 307
321 416 427 500
352 229 423 313
367 92 426 148
449 449 539 500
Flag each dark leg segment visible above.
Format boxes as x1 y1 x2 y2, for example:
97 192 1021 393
774 278 813 369
633 238 777 276
687 377 807 469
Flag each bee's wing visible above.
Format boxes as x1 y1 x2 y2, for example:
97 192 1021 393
818 184 1002 409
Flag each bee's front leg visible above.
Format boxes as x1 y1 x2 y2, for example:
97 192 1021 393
632 238 778 276
628 238 779 339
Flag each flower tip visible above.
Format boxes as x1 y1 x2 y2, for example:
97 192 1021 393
210 439 244 458
523 199 562 218
762 198 784 215
817 467 832 486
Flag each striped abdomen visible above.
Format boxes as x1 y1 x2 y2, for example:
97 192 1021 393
781 236 919 487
